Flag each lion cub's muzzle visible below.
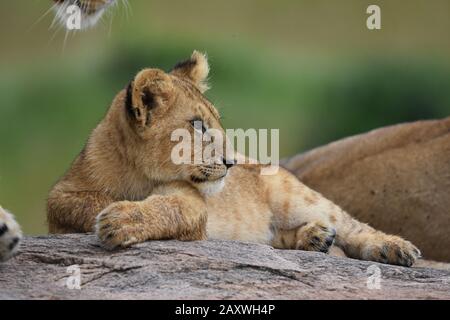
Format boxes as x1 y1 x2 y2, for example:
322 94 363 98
190 158 235 196
191 157 235 184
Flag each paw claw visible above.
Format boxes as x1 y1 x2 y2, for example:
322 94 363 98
364 236 420 267
95 201 145 250
296 223 336 253
325 236 334 247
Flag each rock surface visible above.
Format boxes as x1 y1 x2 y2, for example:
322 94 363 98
282 117 450 262
1 234 449 299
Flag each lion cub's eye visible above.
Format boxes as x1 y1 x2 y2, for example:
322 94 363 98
190 119 207 134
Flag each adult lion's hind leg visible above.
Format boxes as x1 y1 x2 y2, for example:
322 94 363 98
264 168 421 267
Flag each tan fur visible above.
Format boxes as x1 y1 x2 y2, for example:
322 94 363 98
47 51 421 266
282 117 450 262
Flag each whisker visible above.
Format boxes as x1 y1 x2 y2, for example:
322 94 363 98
107 6 115 38
28 2 59 33
122 0 132 20
47 22 64 47
61 28 71 54
50 1 68 30
81 0 88 14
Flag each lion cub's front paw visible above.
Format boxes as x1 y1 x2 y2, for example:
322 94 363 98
96 201 147 249
363 235 421 267
295 222 336 253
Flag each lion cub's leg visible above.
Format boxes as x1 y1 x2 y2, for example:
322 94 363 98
272 221 336 253
96 182 207 249
265 169 421 267
48 190 114 233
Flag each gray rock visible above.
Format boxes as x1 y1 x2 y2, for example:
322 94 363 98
1 234 449 299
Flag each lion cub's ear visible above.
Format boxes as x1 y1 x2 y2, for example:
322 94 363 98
125 69 173 128
171 51 210 93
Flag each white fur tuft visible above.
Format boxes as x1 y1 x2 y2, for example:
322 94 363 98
190 51 210 92
195 177 226 197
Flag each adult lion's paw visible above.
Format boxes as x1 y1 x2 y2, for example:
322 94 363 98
362 235 421 267
0 206 22 262
95 201 147 250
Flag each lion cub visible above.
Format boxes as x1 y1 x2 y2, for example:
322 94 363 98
47 51 420 267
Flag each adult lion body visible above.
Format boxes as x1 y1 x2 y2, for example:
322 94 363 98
47 51 420 266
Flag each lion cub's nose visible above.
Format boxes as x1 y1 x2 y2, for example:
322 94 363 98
222 158 236 169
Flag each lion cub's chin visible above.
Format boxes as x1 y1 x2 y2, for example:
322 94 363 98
194 176 227 197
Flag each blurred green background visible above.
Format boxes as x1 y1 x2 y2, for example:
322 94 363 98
0 0 449 234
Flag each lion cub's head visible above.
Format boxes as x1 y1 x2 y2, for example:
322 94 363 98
113 51 235 195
